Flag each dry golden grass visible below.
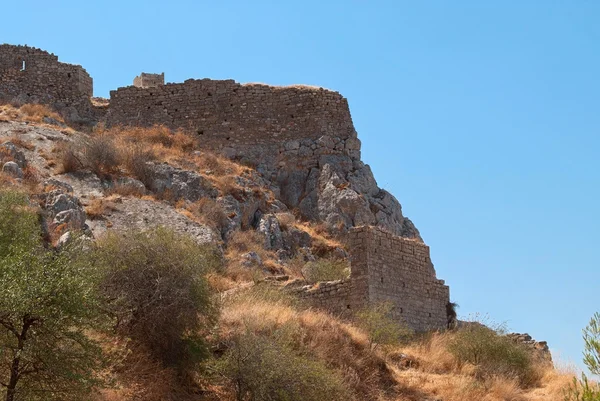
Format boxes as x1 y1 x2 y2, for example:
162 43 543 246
293 220 344 249
222 230 277 283
92 344 197 401
5 135 35 150
392 331 574 401
179 198 229 233
85 197 118 220
218 286 397 400
0 103 69 128
52 124 253 198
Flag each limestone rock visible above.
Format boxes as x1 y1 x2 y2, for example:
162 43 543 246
147 163 218 201
114 176 146 195
241 251 263 268
258 214 284 250
42 189 87 231
2 161 23 178
0 141 27 168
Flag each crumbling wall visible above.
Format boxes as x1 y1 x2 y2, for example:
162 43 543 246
0 44 93 109
293 226 449 332
349 226 449 331
291 279 367 317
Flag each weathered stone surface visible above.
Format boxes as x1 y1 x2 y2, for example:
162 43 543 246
85 197 217 245
146 163 218 201
114 176 146 195
258 214 284 250
1 141 27 168
241 251 263 268
2 161 23 178
0 45 94 122
41 187 87 231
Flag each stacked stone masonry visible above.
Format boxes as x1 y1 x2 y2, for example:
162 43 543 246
133 72 165 88
0 44 92 106
295 226 450 332
107 79 355 147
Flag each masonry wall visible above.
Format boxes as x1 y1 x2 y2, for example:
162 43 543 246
349 226 450 332
107 79 356 148
294 227 449 332
292 278 368 317
0 44 93 106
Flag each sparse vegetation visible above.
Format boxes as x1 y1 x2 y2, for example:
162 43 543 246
356 302 414 349
447 322 541 387
302 257 350 283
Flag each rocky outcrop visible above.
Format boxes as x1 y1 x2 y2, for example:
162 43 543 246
275 136 421 240
40 180 87 231
508 333 552 363
146 163 218 201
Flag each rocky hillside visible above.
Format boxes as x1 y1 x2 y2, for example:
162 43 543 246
0 104 576 401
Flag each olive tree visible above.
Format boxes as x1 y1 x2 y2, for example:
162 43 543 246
0 191 105 401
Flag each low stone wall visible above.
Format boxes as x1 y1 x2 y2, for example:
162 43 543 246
291 279 365 317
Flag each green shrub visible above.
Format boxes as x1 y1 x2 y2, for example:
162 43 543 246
447 323 539 386
211 328 351 401
302 257 349 284
564 312 600 400
0 190 106 401
564 375 600 401
356 302 413 349
93 227 220 370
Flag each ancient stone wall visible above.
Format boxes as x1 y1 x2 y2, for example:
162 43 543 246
294 226 449 332
107 79 355 147
348 226 450 331
0 44 93 107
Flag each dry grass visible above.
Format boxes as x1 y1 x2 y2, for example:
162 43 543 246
0 103 68 127
85 197 117 220
51 124 253 198
180 198 229 233
392 331 575 401
293 220 343 249
5 135 35 150
217 286 397 400
222 230 277 283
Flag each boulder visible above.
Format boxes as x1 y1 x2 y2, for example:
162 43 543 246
0 141 27 168
147 163 218 201
2 161 23 178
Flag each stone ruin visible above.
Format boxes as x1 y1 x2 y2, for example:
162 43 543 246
0 43 451 331
133 72 164 88
293 226 450 332
0 44 94 122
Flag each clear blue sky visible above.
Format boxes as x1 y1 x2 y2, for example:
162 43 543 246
2 1 599 370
